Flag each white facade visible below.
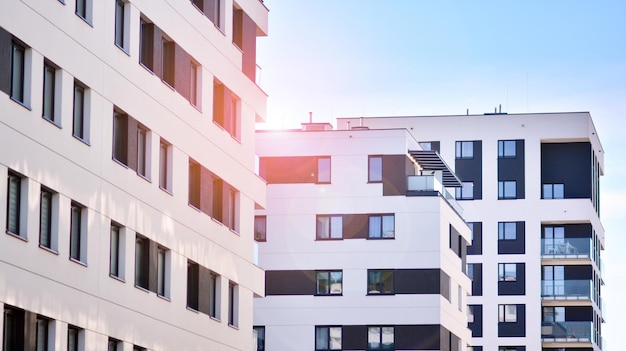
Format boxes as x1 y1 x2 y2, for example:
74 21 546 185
0 0 267 350
338 113 605 351
254 128 472 350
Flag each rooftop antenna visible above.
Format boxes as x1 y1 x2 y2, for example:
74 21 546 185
466 109 469 116
309 112 313 123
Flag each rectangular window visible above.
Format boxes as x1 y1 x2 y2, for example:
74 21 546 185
42 62 56 121
498 181 517 199
498 140 516 158
543 183 564 199
72 82 86 140
187 261 199 310
542 306 565 323
11 42 25 103
39 187 53 249
69 202 85 263
253 326 265 351
6 172 23 236
498 304 517 322
190 62 199 107
468 305 475 323
316 271 343 295
368 214 395 239
3 306 25 350
316 215 342 240
209 272 218 317
228 281 238 327
75 0 87 19
315 326 342 351
139 18 153 71
161 38 175 87
368 155 383 182
136 126 147 177
133 346 146 351
455 181 474 200
367 326 394 351
114 0 126 49
36 316 49 351
112 111 128 165
188 159 201 208
317 157 331 183
254 216 266 242
228 189 237 231
498 222 517 240
543 226 565 255
156 246 168 297
232 7 243 49
455 141 474 159
212 80 239 138
67 325 80 351
108 338 120 351
367 270 394 294
498 263 517 282
134 235 149 289
109 223 122 278
159 139 170 191
419 142 432 151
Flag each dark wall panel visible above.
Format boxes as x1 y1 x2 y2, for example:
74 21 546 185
260 156 318 184
498 263 525 295
395 269 440 295
498 140 525 198
564 265 592 280
395 325 441 350
467 222 482 255
265 270 315 295
469 304 483 337
342 325 367 350
498 222 526 254
382 155 407 196
343 214 368 239
541 142 592 199
472 263 482 296
0 27 12 95
565 306 593 321
455 140 482 199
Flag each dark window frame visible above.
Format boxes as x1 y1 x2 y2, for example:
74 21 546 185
69 202 85 263
498 180 517 199
498 222 517 240
6 171 23 236
10 41 26 104
368 155 383 183
455 141 474 159
109 223 122 278
42 61 56 122
367 326 394 351
72 81 87 141
367 214 395 239
367 269 394 295
498 263 517 282
254 215 266 242
315 270 343 296
498 140 517 158
316 215 343 240
39 187 54 250
315 326 342 351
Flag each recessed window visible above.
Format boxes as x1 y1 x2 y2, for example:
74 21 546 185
114 0 128 50
159 139 171 191
36 316 50 351
186 260 199 310
228 189 238 231
542 306 565 323
6 171 24 237
190 61 199 107
161 37 175 87
317 157 331 183
70 202 87 263
367 270 394 294
315 326 342 351
109 223 123 279
316 215 342 240
254 216 266 242
316 271 342 295
42 61 57 122
39 187 55 250
228 281 238 327
498 222 517 240
543 183 564 199
232 7 243 49
133 346 146 351
419 142 432 151
368 214 394 239
213 79 240 139
134 235 149 289
253 326 265 351
498 181 517 199
136 126 148 178
209 272 218 318
188 159 201 208
157 246 169 297
10 41 26 104
3 306 25 350
108 337 121 351
455 141 474 159
368 155 383 182
139 18 154 71
498 140 516 158
455 181 474 200
543 226 565 255
72 81 89 142
498 304 517 323
67 325 82 351
468 305 475 323
75 0 87 19
367 326 394 351
498 263 517 282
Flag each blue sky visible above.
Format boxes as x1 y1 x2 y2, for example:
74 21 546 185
257 1 626 348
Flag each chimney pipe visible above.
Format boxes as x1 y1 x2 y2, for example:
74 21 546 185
309 112 313 123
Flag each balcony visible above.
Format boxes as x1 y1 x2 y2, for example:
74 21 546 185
542 321 595 344
541 280 592 300
407 174 463 216
541 238 592 259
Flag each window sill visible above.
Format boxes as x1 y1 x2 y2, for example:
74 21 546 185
10 96 31 110
137 172 151 183
366 293 395 296
109 274 125 283
134 285 151 293
39 245 59 255
209 315 221 323
314 294 343 297
72 135 91 146
5 230 27 242
42 116 62 129
159 186 173 196
75 14 93 27
190 101 201 112
114 43 130 56
315 238 343 241
112 157 129 169
228 323 239 330
366 237 395 240
139 62 155 75
157 294 171 302
69 257 88 267
229 228 240 236
188 203 201 212
211 217 225 226
367 180 383 184
186 306 200 313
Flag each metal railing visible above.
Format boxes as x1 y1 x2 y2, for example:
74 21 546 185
541 280 592 300
541 238 592 258
541 321 594 343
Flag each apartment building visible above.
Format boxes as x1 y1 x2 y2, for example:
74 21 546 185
0 0 267 350
337 113 605 351
253 125 472 350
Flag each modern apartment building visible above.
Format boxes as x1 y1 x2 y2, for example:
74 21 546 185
337 112 605 351
0 0 267 350
254 125 473 350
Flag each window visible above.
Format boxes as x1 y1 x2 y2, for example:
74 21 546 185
316 271 342 295
455 181 474 200
315 326 341 351
314 157 331 183
498 181 517 199
542 306 565 323
139 18 153 71
3 306 25 350
367 270 394 294
67 325 81 351
543 183 564 199
133 346 146 351
213 80 239 139
368 214 395 239
467 264 474 280
498 222 516 240
367 326 394 351
161 37 175 87
455 141 474 159
368 156 383 182
75 0 87 19
72 81 87 141
498 263 517 282
254 216 266 242
498 140 516 158
114 0 127 50
42 62 56 122
187 261 199 310
419 142 432 151
209 272 218 318
228 189 237 231
228 281 238 327
136 126 147 177
498 304 517 323
159 139 171 191
112 111 128 165
109 223 122 278
107 338 120 351
157 246 168 297
11 41 26 103
36 316 50 351
190 62 199 107
69 202 86 263
39 187 54 250
468 305 475 323
543 226 565 255
188 159 201 208
232 7 243 49
253 326 265 351
6 171 23 237
316 215 342 240
134 235 149 289
499 348 519 351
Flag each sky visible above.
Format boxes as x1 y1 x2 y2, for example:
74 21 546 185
256 1 626 349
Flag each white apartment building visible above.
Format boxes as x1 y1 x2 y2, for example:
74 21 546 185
337 113 605 351
0 0 268 350
254 125 473 350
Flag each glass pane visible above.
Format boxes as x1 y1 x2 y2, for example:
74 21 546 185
316 327 328 350
317 157 331 183
554 184 564 198
505 305 517 322
543 184 552 199
367 327 380 350
254 216 266 241
369 156 382 182
505 264 516 281
36 319 47 351
157 249 165 295
159 143 167 188
137 129 146 176
11 45 24 101
368 271 381 293
505 181 516 197
329 271 342 294
135 239 144 286
504 140 516 157
462 141 473 158
40 191 52 247
7 175 20 234
455 142 461 158
110 226 119 276
316 272 329 295
330 216 342 239
317 216 330 239
115 0 124 46
70 206 81 259
504 222 516 240
462 182 473 199
419 142 432 151
329 327 342 350
369 216 382 238
382 215 394 238
73 85 84 138
43 65 55 119
381 327 394 349
381 271 393 293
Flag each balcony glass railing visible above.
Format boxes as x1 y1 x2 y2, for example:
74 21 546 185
542 321 594 343
541 280 592 300
541 238 592 258
406 175 464 215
